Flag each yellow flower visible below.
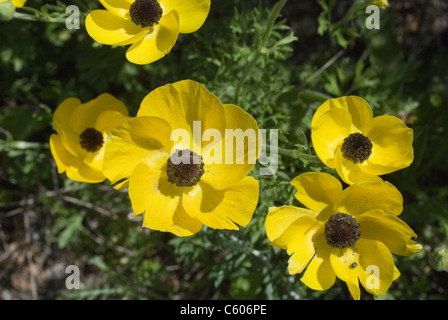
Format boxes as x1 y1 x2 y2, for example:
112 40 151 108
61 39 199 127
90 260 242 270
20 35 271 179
85 0 211 65
0 0 26 8
50 93 129 183
103 80 260 236
265 172 422 300
311 96 414 185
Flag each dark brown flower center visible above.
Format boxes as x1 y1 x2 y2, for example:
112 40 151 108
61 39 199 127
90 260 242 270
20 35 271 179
79 128 104 153
129 0 163 28
325 213 361 249
341 132 372 163
166 149 205 187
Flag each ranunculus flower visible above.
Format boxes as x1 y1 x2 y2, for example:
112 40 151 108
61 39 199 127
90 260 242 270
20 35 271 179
265 172 422 300
85 0 211 65
311 96 414 185
50 93 129 183
103 80 260 236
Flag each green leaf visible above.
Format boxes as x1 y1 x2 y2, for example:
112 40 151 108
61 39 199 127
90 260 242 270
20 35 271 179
56 214 84 249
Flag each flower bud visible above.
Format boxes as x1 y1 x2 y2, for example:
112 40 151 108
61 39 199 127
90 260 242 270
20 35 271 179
429 248 448 272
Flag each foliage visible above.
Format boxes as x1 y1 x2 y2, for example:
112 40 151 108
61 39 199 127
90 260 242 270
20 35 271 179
1 0 448 300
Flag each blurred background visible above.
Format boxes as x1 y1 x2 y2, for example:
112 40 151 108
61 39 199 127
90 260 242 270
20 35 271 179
1 0 447 299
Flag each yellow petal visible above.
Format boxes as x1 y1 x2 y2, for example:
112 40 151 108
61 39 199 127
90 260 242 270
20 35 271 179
53 97 81 130
335 180 403 216
99 0 133 19
301 233 336 290
290 172 343 217
49 134 105 183
330 246 361 299
357 209 422 256
94 110 130 133
330 238 396 299
201 103 261 190
129 162 202 236
85 9 147 46
312 96 373 132
393 265 401 281
356 238 396 297
311 108 351 168
138 80 226 154
103 116 173 187
52 97 82 156
10 0 26 8
335 148 383 185
265 206 316 248
182 176 259 230
265 206 321 274
69 93 128 135
346 280 361 300
125 10 179 65
159 0 210 33
363 115 414 175
50 133 70 174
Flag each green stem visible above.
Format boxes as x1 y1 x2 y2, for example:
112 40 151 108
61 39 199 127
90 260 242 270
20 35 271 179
0 140 49 149
234 0 288 104
13 11 69 24
273 146 321 164
299 89 333 104
13 5 86 25
331 1 366 32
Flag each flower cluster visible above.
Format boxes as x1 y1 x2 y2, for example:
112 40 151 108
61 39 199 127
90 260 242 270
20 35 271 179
265 96 421 299
51 80 261 236
47 1 422 300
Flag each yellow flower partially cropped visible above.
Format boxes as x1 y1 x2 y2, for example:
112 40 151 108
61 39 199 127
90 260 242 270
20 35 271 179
50 93 129 183
265 172 422 300
311 96 414 185
0 0 26 8
103 80 261 236
85 0 211 65
370 0 389 9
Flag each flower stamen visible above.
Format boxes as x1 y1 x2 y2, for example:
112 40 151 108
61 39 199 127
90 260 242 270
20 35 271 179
341 132 373 163
166 149 205 187
79 128 104 153
325 213 361 249
129 0 163 28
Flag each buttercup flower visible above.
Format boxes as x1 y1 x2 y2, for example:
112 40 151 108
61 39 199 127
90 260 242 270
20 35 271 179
85 0 211 65
311 96 414 185
0 0 26 8
265 172 422 300
50 93 129 183
103 80 260 236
